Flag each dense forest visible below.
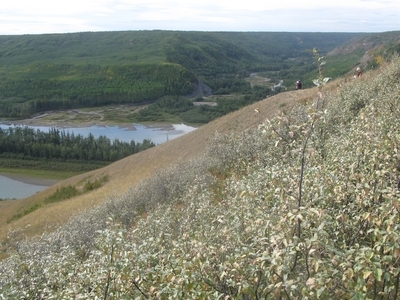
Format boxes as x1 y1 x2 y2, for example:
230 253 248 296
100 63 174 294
133 85 276 124
0 31 373 119
0 63 198 118
0 126 155 171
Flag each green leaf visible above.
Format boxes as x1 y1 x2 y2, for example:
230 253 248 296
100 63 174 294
374 268 383 281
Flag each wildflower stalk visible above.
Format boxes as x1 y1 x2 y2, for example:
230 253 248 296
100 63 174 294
312 47 331 108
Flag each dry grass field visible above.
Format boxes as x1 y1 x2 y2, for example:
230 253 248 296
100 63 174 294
0 86 323 256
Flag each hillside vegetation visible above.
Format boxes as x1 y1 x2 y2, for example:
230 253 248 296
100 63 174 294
0 79 315 251
1 31 368 120
1 48 400 298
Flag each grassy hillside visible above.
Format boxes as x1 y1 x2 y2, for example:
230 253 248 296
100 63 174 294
326 31 400 76
0 31 368 119
1 47 400 298
0 82 318 252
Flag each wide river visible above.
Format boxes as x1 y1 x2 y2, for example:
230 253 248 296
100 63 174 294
0 123 196 199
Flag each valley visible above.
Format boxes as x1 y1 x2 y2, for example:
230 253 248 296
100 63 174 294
1 30 400 298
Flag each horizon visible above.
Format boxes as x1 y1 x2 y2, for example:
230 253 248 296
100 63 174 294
1 0 399 35
0 29 379 37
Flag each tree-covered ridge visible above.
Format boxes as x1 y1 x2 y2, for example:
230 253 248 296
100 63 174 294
0 63 198 118
0 31 371 119
0 31 363 66
0 31 169 66
1 53 399 298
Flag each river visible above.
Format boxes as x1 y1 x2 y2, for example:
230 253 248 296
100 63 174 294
0 123 196 199
0 174 50 200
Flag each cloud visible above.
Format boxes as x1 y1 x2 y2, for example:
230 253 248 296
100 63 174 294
0 0 399 34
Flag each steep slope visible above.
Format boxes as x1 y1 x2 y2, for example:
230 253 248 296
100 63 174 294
325 31 400 78
0 87 318 249
2 56 400 298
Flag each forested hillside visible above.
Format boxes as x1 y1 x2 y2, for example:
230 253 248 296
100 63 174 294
0 31 369 119
1 47 400 298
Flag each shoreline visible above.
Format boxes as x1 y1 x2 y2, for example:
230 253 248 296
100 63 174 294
0 172 60 187
0 108 179 131
0 118 176 132
0 119 137 130
0 112 190 187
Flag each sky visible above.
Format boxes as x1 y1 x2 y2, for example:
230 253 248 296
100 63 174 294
0 0 399 35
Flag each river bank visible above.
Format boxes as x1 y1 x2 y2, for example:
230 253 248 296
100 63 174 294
0 172 59 186
0 109 136 129
0 108 196 198
0 106 178 130
0 172 59 200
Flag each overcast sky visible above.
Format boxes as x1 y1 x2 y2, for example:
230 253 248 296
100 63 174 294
1 0 399 35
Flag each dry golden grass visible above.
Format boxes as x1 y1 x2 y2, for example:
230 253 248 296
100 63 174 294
0 87 321 252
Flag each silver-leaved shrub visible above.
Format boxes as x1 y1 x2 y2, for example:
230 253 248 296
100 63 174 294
1 55 400 299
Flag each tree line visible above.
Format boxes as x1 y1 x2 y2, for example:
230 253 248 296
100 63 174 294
0 126 155 163
0 63 198 118
133 85 278 124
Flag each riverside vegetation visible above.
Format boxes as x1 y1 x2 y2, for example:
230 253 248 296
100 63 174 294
0 126 155 174
1 49 400 299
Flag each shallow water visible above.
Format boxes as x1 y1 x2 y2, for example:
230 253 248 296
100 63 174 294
0 175 48 200
0 123 197 199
